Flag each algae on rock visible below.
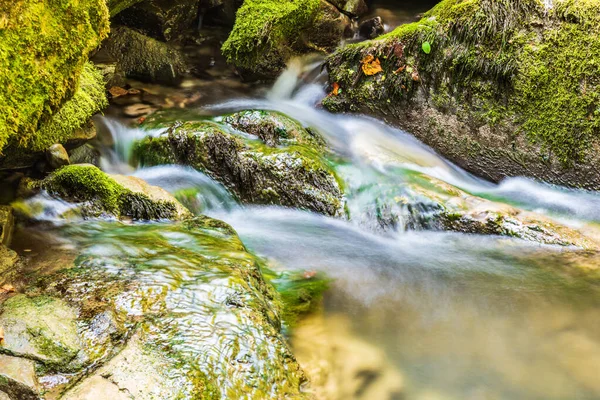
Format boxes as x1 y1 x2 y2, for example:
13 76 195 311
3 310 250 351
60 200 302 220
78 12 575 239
39 164 190 220
133 110 345 216
325 0 600 190
222 0 351 79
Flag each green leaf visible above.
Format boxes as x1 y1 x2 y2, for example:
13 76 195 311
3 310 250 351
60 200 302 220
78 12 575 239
422 41 431 54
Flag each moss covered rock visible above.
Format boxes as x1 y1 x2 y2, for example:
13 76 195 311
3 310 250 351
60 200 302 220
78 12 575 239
0 0 109 156
325 0 600 190
133 110 345 216
105 26 187 85
222 0 351 79
40 164 190 220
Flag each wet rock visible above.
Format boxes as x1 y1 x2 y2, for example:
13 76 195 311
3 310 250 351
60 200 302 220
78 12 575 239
34 217 310 398
105 26 187 86
62 334 188 400
133 110 345 216
0 295 82 370
0 206 14 246
325 0 600 190
38 164 191 220
222 0 352 80
329 0 368 17
68 145 101 167
0 355 40 400
359 16 385 39
46 144 70 170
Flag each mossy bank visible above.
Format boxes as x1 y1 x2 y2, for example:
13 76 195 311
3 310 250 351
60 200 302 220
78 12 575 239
0 0 109 161
325 0 600 189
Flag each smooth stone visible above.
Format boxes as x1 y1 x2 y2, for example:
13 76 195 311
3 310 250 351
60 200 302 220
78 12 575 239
0 354 40 400
359 16 385 39
46 144 70 170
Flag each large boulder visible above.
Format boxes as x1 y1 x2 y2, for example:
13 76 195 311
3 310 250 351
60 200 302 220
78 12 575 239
222 0 352 80
0 217 312 398
0 0 109 159
133 110 345 216
104 26 187 85
325 0 600 190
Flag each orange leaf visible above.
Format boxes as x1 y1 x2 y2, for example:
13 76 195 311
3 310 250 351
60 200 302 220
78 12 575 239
0 326 4 344
361 55 383 76
0 284 14 294
331 82 340 96
393 65 406 74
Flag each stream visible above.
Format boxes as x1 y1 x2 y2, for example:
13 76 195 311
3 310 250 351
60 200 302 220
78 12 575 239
31 56 596 400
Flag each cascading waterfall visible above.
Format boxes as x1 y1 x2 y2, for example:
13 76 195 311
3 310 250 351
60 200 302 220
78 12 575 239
84 57 600 400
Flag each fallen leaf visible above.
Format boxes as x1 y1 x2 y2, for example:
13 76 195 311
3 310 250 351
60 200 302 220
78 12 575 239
393 65 406 74
422 41 432 54
109 86 129 98
361 55 383 76
303 270 317 279
0 284 15 294
412 71 420 82
331 82 340 96
0 326 4 344
137 116 146 124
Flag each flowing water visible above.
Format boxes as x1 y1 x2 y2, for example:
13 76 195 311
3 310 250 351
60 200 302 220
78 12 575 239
27 49 600 399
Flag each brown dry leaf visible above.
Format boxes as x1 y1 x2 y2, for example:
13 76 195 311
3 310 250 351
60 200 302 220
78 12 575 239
393 65 406 74
0 284 15 294
411 71 420 82
0 326 4 344
361 55 383 76
109 86 129 98
331 82 340 96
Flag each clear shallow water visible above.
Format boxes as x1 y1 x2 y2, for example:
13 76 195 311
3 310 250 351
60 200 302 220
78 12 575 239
87 58 600 399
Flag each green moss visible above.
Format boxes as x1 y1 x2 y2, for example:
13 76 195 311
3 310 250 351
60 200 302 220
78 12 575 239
0 0 109 154
34 62 107 151
326 0 600 167
42 165 179 220
263 269 329 329
222 0 320 70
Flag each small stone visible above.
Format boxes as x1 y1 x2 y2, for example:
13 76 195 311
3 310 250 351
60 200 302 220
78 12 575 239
123 103 156 118
46 144 70 170
359 17 385 39
108 86 129 98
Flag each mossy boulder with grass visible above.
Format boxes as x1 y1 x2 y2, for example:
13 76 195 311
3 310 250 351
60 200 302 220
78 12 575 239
133 110 345 216
0 0 109 160
325 0 600 190
40 164 190 220
222 0 351 79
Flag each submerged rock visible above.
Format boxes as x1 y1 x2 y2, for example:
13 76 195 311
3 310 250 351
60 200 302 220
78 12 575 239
38 165 190 220
0 0 109 160
325 0 600 190
133 110 345 216
0 217 312 398
222 0 352 80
